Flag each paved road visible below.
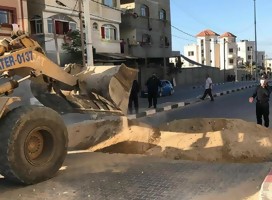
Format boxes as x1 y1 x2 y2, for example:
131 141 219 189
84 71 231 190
0 152 269 200
137 87 266 127
138 81 257 109
0 81 270 200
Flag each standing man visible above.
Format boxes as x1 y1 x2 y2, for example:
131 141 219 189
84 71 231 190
128 80 140 114
249 75 272 127
200 74 214 101
146 73 161 108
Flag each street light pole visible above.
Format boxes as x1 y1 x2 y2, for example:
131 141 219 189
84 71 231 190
254 0 258 80
223 38 226 82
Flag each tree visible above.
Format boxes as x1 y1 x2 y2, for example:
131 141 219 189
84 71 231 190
167 57 183 75
62 30 83 64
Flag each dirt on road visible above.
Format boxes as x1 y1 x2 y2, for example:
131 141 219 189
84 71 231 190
89 118 272 163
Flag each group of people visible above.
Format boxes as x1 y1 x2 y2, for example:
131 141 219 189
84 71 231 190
129 73 272 128
128 73 161 114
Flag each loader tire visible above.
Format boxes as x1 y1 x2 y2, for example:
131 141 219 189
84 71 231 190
0 106 68 185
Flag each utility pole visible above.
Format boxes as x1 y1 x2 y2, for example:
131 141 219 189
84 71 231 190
251 46 253 77
254 0 258 80
235 49 238 82
163 23 167 79
78 0 86 67
223 38 226 82
265 55 268 74
83 0 94 66
53 19 61 65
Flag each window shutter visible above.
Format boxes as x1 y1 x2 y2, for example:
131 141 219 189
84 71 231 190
101 26 105 39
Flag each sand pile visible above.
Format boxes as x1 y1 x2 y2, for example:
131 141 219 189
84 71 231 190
89 118 272 163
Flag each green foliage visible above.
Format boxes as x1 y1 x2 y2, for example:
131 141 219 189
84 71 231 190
62 30 83 64
167 58 183 75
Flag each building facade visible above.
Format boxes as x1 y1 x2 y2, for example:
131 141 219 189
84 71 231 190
27 0 122 65
196 29 220 67
183 29 265 73
0 0 28 38
219 32 238 70
120 0 172 64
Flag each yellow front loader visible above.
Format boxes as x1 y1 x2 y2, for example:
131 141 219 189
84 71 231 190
0 31 138 184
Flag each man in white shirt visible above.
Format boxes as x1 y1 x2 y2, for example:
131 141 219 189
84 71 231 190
200 74 214 101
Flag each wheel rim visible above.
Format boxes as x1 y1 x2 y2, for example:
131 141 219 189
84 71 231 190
24 127 54 166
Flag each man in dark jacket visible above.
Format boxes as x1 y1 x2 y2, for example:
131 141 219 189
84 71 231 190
249 75 272 127
146 74 161 108
128 80 140 114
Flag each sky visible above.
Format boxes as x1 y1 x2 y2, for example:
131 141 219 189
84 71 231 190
170 0 272 58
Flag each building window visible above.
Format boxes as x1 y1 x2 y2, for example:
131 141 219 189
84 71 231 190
238 47 240 51
210 60 212 63
229 58 234 64
54 20 69 35
0 9 14 24
101 24 117 40
93 22 98 30
210 50 212 52
142 34 151 44
69 22 76 30
248 46 253 51
159 9 166 20
188 51 194 56
160 36 169 47
48 19 53 33
248 55 252 60
103 0 116 7
201 39 204 46
30 15 43 34
229 48 233 53
140 5 149 17
48 19 76 34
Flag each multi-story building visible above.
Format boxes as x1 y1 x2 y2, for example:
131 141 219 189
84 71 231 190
120 0 172 68
196 29 220 67
27 0 122 65
219 32 238 70
184 30 265 72
183 44 198 67
236 40 255 66
257 51 265 68
0 0 28 38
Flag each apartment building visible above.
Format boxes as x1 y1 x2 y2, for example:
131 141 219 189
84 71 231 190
219 32 237 70
120 0 172 64
236 40 255 66
0 0 28 38
27 0 122 65
183 29 220 68
184 29 265 72
184 44 198 67
196 29 220 67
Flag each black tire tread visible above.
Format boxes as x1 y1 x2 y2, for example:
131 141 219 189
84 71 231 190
0 105 67 184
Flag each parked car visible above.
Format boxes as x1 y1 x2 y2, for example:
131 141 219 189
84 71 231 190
140 80 174 98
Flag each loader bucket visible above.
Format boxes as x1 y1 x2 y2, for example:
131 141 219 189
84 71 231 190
77 64 138 114
30 64 138 115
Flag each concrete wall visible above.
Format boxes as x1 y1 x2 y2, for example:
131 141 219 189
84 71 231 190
139 65 249 88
